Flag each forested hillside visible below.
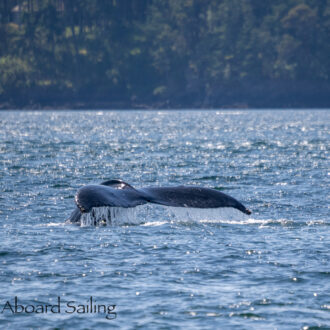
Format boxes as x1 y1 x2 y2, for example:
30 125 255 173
1 0 329 108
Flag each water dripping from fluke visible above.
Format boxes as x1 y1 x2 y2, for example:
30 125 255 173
75 205 256 227
79 206 141 227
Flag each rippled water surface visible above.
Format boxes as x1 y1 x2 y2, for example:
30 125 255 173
0 110 329 329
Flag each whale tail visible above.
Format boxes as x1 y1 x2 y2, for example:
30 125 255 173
139 186 252 215
67 180 252 223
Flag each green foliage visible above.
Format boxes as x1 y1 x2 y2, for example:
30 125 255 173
0 56 32 94
0 0 329 107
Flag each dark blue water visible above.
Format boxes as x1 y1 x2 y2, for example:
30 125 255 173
0 110 329 329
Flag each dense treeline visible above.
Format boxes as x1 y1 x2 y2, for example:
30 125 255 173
0 0 329 108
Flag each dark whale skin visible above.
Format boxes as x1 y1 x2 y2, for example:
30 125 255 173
67 179 251 223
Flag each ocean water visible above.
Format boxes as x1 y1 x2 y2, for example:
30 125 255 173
0 110 329 329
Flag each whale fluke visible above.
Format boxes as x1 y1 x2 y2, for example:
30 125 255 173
67 179 251 224
75 184 146 212
140 186 251 214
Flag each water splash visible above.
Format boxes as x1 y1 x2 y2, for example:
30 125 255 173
167 207 249 222
77 205 254 227
80 206 142 227
75 205 320 228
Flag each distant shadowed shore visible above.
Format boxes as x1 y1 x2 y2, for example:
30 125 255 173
1 80 329 110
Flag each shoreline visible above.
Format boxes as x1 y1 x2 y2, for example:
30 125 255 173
1 82 330 110
1 103 329 110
